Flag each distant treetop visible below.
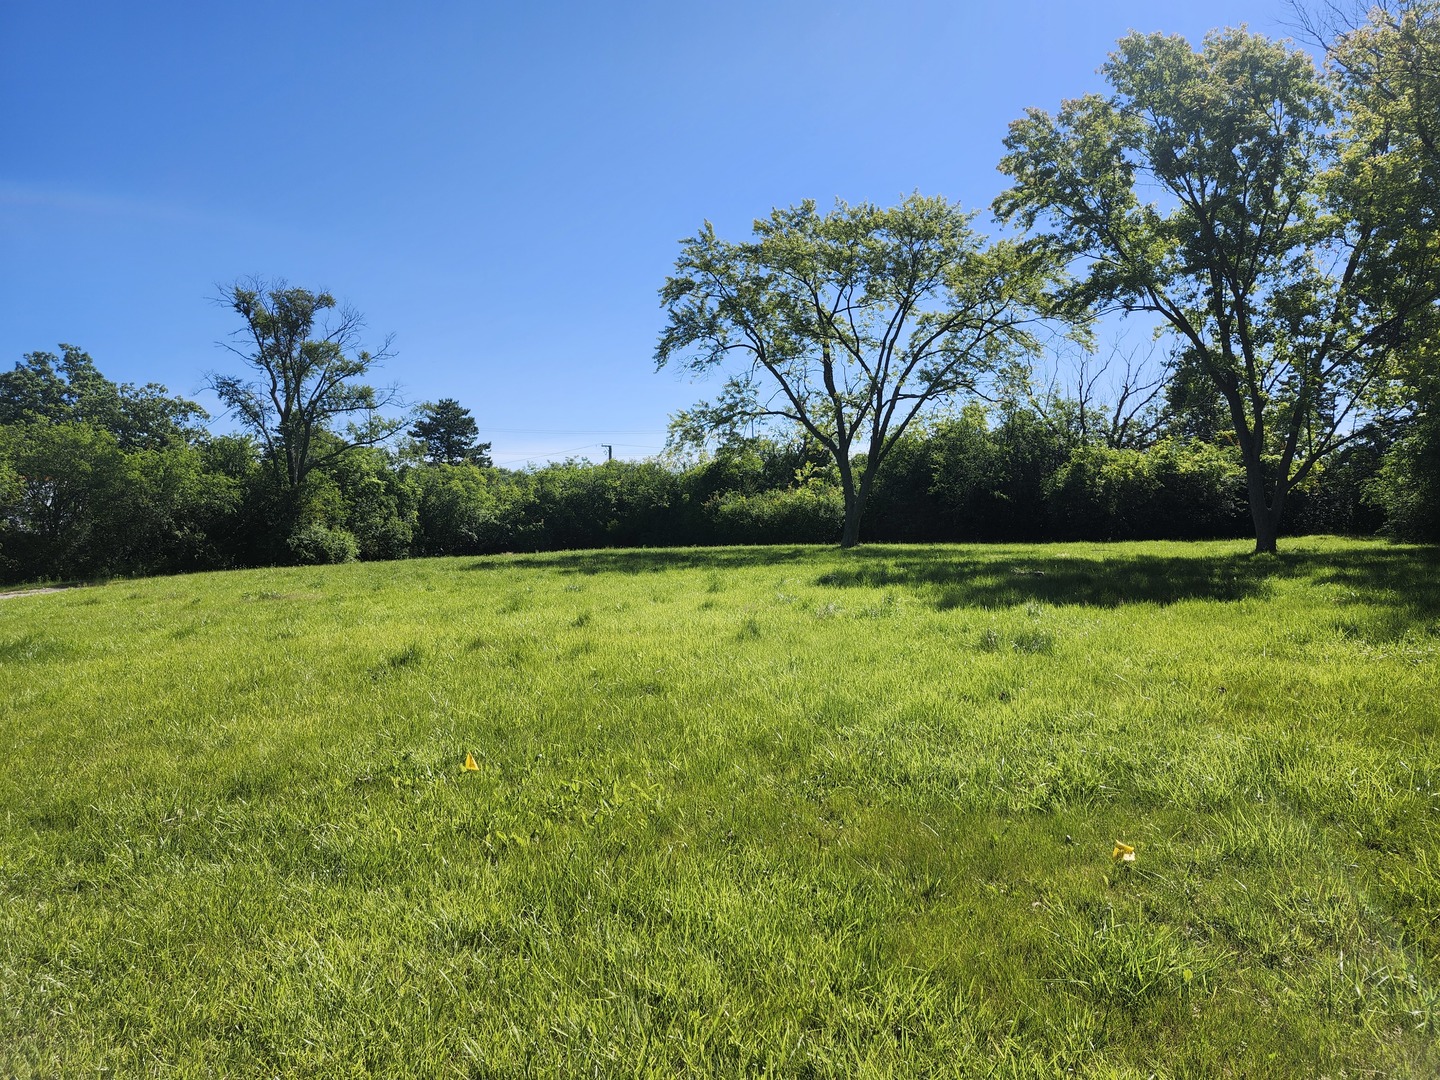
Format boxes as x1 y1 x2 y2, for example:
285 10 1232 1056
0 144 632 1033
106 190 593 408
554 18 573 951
410 397 492 466
0 344 207 449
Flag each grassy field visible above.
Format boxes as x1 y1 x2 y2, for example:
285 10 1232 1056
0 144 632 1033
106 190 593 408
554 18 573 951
1 538 1438 1078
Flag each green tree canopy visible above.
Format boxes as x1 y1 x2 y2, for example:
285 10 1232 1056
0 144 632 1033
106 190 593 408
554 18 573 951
0 344 206 449
997 27 1440 552
209 281 404 496
657 195 1053 547
410 398 492 466
1325 1 1440 538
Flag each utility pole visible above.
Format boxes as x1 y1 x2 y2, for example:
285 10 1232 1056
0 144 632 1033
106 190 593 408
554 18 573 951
601 444 613 462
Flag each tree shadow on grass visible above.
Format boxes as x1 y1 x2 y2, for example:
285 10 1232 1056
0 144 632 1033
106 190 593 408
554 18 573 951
817 544 1440 618
816 551 1274 607
1305 545 1440 640
462 542 1440 624
1309 545 1440 608
464 546 821 576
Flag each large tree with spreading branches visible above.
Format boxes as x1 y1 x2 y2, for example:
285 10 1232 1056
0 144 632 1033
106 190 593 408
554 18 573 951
209 280 404 498
997 27 1440 552
657 195 1053 547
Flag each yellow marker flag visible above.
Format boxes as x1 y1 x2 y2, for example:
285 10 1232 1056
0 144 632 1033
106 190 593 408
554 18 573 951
1112 840 1136 863
463 752 480 771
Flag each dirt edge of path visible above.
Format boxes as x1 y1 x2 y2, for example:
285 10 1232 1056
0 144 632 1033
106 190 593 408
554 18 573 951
0 586 80 601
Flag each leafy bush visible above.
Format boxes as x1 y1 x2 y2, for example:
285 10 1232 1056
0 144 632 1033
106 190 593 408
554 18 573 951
707 485 843 544
0 421 246 581
860 432 950 541
928 407 1072 541
1369 424 1440 542
328 449 417 560
1046 439 1246 540
412 463 510 555
286 522 359 565
524 461 679 549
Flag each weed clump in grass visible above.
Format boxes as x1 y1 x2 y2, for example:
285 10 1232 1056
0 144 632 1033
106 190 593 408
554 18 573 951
1050 904 1218 1007
372 643 426 678
1012 629 1056 655
858 593 899 619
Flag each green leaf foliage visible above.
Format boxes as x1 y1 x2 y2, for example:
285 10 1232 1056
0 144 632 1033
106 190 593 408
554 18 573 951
997 26 1440 551
658 195 1056 546
410 398 492 467
0 344 207 449
209 280 404 496
1328 2 1440 539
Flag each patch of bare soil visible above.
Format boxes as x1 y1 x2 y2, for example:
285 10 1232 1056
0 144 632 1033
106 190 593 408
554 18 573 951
0 586 76 601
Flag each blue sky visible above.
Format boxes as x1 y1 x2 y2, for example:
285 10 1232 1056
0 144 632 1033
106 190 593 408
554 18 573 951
2 0 1300 465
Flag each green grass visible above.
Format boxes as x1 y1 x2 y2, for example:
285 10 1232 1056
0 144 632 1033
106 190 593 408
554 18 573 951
1 537 1438 1077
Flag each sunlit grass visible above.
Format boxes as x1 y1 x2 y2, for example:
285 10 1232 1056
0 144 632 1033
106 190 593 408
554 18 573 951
1 537 1437 1076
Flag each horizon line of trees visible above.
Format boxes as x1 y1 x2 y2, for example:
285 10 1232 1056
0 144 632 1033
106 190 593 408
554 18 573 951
0 336 1409 584
2 4 1437 581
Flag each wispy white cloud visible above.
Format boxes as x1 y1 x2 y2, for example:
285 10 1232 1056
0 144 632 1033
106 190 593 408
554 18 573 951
0 180 253 232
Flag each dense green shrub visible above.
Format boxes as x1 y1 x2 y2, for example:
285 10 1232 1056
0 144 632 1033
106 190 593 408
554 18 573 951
286 522 360 565
411 463 511 555
1368 421 1440 543
522 461 679 549
1046 439 1247 540
925 408 1072 541
329 449 418 560
860 433 950 542
1284 437 1389 537
0 421 246 581
707 484 844 544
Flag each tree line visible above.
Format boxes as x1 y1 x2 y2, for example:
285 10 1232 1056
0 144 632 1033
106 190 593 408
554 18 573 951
0 337 1396 584
2 6 1436 582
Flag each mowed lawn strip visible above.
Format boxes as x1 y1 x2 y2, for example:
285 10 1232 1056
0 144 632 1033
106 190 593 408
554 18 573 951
1 538 1437 1077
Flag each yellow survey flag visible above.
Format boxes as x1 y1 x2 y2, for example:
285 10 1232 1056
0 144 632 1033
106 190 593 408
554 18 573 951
463 752 480 771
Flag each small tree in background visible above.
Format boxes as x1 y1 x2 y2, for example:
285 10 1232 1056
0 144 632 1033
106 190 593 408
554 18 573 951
410 398 492 466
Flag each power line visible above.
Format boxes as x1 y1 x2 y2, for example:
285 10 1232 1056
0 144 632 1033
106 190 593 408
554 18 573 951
479 427 668 435
489 441 667 467
491 442 601 466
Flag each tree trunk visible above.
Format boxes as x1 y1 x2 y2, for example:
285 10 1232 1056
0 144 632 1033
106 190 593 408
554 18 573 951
839 468 875 549
841 501 861 548
1243 456 1283 554
1251 510 1279 554
839 471 861 548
